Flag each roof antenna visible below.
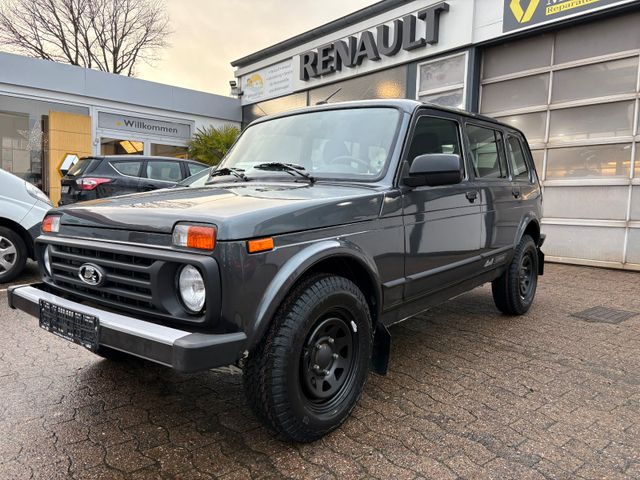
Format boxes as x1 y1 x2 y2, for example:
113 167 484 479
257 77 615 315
316 88 342 105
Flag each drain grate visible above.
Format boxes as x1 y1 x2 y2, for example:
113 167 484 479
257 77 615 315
572 306 638 324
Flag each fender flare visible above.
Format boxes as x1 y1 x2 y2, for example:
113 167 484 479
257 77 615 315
247 239 382 349
514 212 541 247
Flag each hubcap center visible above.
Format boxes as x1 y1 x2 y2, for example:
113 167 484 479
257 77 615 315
314 343 333 370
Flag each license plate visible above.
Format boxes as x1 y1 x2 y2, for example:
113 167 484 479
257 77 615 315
39 300 99 350
61 186 70 194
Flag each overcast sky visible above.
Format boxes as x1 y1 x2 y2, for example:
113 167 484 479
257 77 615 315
136 0 374 96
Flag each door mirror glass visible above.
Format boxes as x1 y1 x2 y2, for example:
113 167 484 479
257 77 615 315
404 154 463 187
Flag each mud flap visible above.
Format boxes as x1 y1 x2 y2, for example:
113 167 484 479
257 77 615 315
370 324 391 375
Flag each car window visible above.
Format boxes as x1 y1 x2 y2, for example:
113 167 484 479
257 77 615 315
66 158 100 177
188 163 208 176
466 125 508 179
506 136 530 180
146 161 183 182
110 160 142 177
406 116 462 164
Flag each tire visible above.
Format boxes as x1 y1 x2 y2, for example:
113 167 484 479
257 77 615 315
492 234 539 315
0 227 28 284
243 274 373 442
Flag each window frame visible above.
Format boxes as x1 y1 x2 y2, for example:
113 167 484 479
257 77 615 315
396 109 468 187
463 121 509 182
416 51 469 109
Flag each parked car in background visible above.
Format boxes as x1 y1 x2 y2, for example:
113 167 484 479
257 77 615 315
59 155 208 205
0 170 51 282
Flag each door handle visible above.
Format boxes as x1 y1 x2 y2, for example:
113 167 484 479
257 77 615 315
512 188 521 199
465 191 478 203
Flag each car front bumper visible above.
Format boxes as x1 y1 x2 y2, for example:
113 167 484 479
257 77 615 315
8 283 247 373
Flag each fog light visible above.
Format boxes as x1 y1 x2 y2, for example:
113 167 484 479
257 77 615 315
178 265 206 313
43 246 52 276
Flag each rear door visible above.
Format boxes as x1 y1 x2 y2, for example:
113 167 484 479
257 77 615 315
140 159 185 191
107 159 143 196
505 132 539 231
402 110 482 301
464 121 519 264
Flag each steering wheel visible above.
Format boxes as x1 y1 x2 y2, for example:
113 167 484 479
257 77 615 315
327 155 371 173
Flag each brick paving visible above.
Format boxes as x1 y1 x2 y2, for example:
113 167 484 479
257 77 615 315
1 264 640 479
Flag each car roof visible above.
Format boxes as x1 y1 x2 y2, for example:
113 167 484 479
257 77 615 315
80 155 205 165
247 99 524 137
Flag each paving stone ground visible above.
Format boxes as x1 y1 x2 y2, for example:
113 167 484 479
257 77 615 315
1 264 640 479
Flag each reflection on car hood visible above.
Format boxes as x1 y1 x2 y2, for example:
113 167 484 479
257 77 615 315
56 181 384 240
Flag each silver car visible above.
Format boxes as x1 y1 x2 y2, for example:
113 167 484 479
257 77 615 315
0 170 51 282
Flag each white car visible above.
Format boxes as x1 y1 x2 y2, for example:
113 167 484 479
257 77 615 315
0 170 51 282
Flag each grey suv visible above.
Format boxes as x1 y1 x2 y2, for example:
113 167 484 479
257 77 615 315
8 100 544 442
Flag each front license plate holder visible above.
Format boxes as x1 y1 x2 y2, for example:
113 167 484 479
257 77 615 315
39 300 99 351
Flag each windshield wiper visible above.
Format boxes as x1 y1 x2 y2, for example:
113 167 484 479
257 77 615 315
206 167 247 182
253 162 315 183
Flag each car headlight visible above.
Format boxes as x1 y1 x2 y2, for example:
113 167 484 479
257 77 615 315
43 246 52 276
25 182 52 206
177 265 206 313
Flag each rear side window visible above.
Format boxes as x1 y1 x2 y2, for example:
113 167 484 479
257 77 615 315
407 116 462 163
66 158 100 177
110 160 142 177
506 136 530 180
466 125 508 179
146 160 183 182
188 163 208 176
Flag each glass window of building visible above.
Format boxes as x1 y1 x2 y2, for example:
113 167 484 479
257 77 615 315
309 66 407 106
151 143 189 158
417 53 467 109
101 138 144 155
0 95 88 191
242 92 308 125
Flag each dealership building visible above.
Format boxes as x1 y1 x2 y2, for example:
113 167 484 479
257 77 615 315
0 52 240 205
232 0 640 270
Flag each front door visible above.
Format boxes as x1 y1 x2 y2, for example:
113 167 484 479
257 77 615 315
402 111 482 302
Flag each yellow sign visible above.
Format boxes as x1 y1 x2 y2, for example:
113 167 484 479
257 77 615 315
546 0 598 14
509 0 540 23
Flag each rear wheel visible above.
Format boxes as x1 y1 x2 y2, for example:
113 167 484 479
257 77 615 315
492 234 539 315
243 274 372 442
0 227 28 284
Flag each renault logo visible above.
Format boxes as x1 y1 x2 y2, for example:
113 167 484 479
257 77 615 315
509 0 540 23
78 263 105 287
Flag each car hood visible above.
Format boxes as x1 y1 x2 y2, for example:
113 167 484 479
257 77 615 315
56 181 384 240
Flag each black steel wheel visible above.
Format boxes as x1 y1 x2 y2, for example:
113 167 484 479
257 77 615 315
492 234 539 315
243 274 372 443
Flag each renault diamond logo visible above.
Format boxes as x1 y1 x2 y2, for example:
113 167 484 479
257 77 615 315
509 0 540 23
78 263 105 287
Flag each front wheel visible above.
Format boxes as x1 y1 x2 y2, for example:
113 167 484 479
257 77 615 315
243 274 372 442
492 234 539 315
0 227 28 284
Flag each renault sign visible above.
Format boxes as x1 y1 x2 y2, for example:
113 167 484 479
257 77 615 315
503 0 632 32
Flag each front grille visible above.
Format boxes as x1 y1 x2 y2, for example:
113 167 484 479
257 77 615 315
48 244 157 313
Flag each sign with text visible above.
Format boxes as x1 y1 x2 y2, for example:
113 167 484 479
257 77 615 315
98 112 191 139
503 0 631 32
241 59 295 104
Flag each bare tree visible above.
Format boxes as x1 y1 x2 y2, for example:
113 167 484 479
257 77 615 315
0 0 170 76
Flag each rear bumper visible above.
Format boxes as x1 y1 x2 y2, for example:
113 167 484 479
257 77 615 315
8 283 247 373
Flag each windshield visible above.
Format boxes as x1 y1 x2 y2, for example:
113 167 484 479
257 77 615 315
219 107 401 181
178 167 212 187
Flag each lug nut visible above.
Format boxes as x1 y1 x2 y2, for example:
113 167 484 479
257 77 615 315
332 353 339 359
328 337 334 344
312 364 320 371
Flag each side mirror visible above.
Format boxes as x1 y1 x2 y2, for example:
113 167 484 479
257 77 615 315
403 154 463 187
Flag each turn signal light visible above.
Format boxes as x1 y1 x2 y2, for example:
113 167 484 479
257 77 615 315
172 224 216 250
247 237 274 253
42 215 61 233
76 178 111 191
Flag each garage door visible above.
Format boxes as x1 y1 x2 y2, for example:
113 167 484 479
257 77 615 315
480 13 640 270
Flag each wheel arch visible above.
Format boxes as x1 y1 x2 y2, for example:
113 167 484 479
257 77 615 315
516 215 541 246
0 217 34 259
248 240 382 350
